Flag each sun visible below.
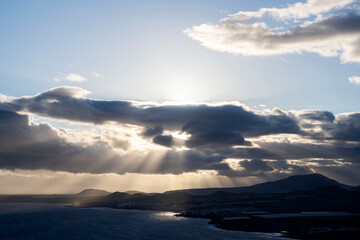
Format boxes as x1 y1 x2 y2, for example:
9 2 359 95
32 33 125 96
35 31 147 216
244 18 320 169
164 79 201 103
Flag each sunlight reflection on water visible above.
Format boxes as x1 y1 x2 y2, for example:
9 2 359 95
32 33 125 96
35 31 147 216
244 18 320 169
151 211 185 221
0 203 289 240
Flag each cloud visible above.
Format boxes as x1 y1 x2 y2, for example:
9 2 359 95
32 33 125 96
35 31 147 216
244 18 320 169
1 87 360 183
228 0 357 21
324 112 360 141
90 72 104 78
296 110 335 122
153 135 173 147
294 111 360 141
0 109 229 175
66 73 87 82
39 86 91 99
142 126 164 137
184 1 360 65
218 158 313 178
252 141 360 161
9 87 299 149
110 137 130 150
349 75 360 85
182 121 245 148
0 94 14 103
53 73 88 83
240 159 274 172
0 110 118 174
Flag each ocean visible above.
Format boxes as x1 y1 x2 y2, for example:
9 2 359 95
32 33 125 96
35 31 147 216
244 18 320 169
0 203 287 240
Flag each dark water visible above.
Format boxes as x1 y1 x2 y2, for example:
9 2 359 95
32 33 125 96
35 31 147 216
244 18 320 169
0 203 287 240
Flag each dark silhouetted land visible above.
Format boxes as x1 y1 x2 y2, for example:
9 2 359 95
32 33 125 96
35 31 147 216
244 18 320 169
1 174 359 239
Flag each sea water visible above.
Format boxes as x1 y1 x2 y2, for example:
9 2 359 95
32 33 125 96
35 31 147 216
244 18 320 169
0 203 288 240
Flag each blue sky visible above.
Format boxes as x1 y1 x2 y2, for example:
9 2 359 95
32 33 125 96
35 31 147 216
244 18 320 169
1 0 359 113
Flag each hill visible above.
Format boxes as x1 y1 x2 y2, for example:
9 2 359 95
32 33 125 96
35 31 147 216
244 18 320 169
165 173 350 195
76 189 111 197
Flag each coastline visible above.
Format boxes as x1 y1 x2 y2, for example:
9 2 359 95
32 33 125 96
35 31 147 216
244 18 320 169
64 202 360 240
206 214 360 240
0 203 289 240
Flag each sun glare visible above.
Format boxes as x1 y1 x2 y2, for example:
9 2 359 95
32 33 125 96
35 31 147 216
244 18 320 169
162 78 203 103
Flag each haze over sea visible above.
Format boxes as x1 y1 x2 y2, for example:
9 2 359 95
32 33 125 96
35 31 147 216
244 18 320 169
0 203 286 240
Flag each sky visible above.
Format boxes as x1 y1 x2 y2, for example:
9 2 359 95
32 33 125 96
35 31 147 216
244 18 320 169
1 0 360 194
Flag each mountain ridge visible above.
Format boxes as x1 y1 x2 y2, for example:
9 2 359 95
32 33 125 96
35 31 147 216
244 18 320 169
76 189 111 197
164 173 350 195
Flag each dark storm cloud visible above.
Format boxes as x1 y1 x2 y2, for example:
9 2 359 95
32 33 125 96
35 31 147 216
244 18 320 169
297 110 335 122
2 87 360 183
298 111 360 141
9 87 300 148
325 113 360 141
240 159 274 172
153 135 173 147
0 110 116 173
3 88 360 154
275 12 360 43
0 109 231 175
142 126 164 137
182 121 245 148
0 110 58 150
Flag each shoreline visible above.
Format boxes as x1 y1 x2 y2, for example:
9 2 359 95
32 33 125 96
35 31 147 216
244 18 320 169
2 201 359 240
67 204 295 239
207 214 360 240
66 203 360 240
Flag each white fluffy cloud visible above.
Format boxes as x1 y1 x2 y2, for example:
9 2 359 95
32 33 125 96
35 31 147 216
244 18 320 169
227 0 358 21
185 0 360 64
349 75 360 85
66 73 87 82
54 73 88 83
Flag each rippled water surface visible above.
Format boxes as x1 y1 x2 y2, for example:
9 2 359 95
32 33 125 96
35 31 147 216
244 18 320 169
0 203 287 240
